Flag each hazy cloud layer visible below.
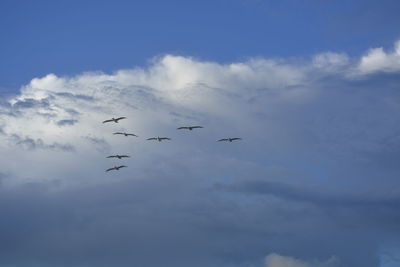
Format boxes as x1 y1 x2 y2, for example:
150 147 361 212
0 41 400 267
265 253 339 267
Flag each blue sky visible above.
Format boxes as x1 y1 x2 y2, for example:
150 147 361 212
1 0 400 90
1 1 400 267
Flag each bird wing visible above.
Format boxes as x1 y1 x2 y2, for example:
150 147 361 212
106 167 116 172
106 155 117 158
192 126 203 128
113 132 124 135
120 155 130 158
177 127 188 130
102 119 113 123
115 117 126 121
231 138 242 141
218 138 228 142
127 134 138 136
147 138 157 140
160 137 171 140
117 165 127 169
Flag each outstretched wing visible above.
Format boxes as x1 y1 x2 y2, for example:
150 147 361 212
191 126 203 129
106 167 116 172
117 165 127 169
147 137 157 140
120 155 130 158
106 155 117 158
177 127 189 130
115 117 126 122
218 138 228 142
102 119 113 123
231 138 242 141
127 133 138 137
160 137 171 140
113 132 125 135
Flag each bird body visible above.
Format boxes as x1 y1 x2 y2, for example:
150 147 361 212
105 165 127 172
217 138 242 142
147 137 171 142
113 132 138 137
177 126 203 131
102 117 127 123
106 155 130 159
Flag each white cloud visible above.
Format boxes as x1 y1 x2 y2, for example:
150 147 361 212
265 253 339 267
1 41 400 188
357 40 400 74
0 54 313 187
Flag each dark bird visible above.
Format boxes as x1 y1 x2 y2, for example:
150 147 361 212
147 137 171 142
105 165 127 172
113 132 138 137
102 117 126 123
217 138 242 142
177 126 203 131
106 155 130 159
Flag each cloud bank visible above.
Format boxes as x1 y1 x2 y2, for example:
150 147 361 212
0 41 400 267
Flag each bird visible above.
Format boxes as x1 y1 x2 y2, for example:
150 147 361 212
217 138 242 142
147 137 171 142
177 126 203 131
113 132 138 137
102 117 126 123
106 155 130 159
105 165 127 172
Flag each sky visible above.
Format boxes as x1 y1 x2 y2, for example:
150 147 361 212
0 1 400 267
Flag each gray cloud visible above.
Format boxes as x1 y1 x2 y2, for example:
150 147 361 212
0 174 384 267
10 134 75 152
55 92 94 101
56 119 78 126
12 97 52 109
214 180 400 207
82 135 111 153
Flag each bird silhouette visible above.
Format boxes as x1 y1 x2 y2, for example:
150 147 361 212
102 117 126 123
106 155 130 159
113 132 138 137
217 138 242 142
105 165 127 172
177 126 203 131
147 137 171 142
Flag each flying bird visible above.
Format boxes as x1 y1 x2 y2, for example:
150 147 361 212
113 132 138 137
105 165 127 172
177 126 203 131
106 155 130 159
147 137 171 142
102 117 126 123
217 138 242 142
